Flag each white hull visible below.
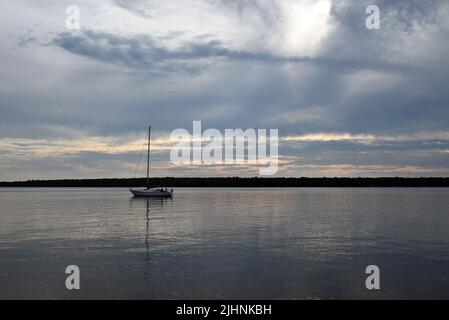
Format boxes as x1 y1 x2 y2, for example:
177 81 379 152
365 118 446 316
130 188 173 198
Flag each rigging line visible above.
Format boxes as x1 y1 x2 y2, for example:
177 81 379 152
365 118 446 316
133 132 147 179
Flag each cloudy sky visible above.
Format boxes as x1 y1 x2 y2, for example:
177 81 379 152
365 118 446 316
1 0 449 180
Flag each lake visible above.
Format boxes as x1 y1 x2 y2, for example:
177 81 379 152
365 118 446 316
0 187 448 299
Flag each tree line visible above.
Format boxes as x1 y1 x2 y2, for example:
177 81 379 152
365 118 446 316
1 177 449 187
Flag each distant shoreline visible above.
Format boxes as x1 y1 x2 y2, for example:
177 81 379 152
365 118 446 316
1 177 449 187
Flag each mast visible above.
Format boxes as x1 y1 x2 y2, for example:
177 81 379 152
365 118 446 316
146 126 151 189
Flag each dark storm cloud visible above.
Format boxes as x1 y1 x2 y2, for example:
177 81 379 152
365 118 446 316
52 29 420 78
332 0 445 26
374 0 443 30
328 0 449 56
52 30 316 73
302 0 449 135
52 31 205 75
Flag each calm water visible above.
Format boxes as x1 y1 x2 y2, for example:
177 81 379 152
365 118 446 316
0 187 448 299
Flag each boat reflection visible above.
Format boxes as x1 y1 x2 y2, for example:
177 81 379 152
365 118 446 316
128 197 172 271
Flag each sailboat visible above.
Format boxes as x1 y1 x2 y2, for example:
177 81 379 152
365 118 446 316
129 126 173 198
